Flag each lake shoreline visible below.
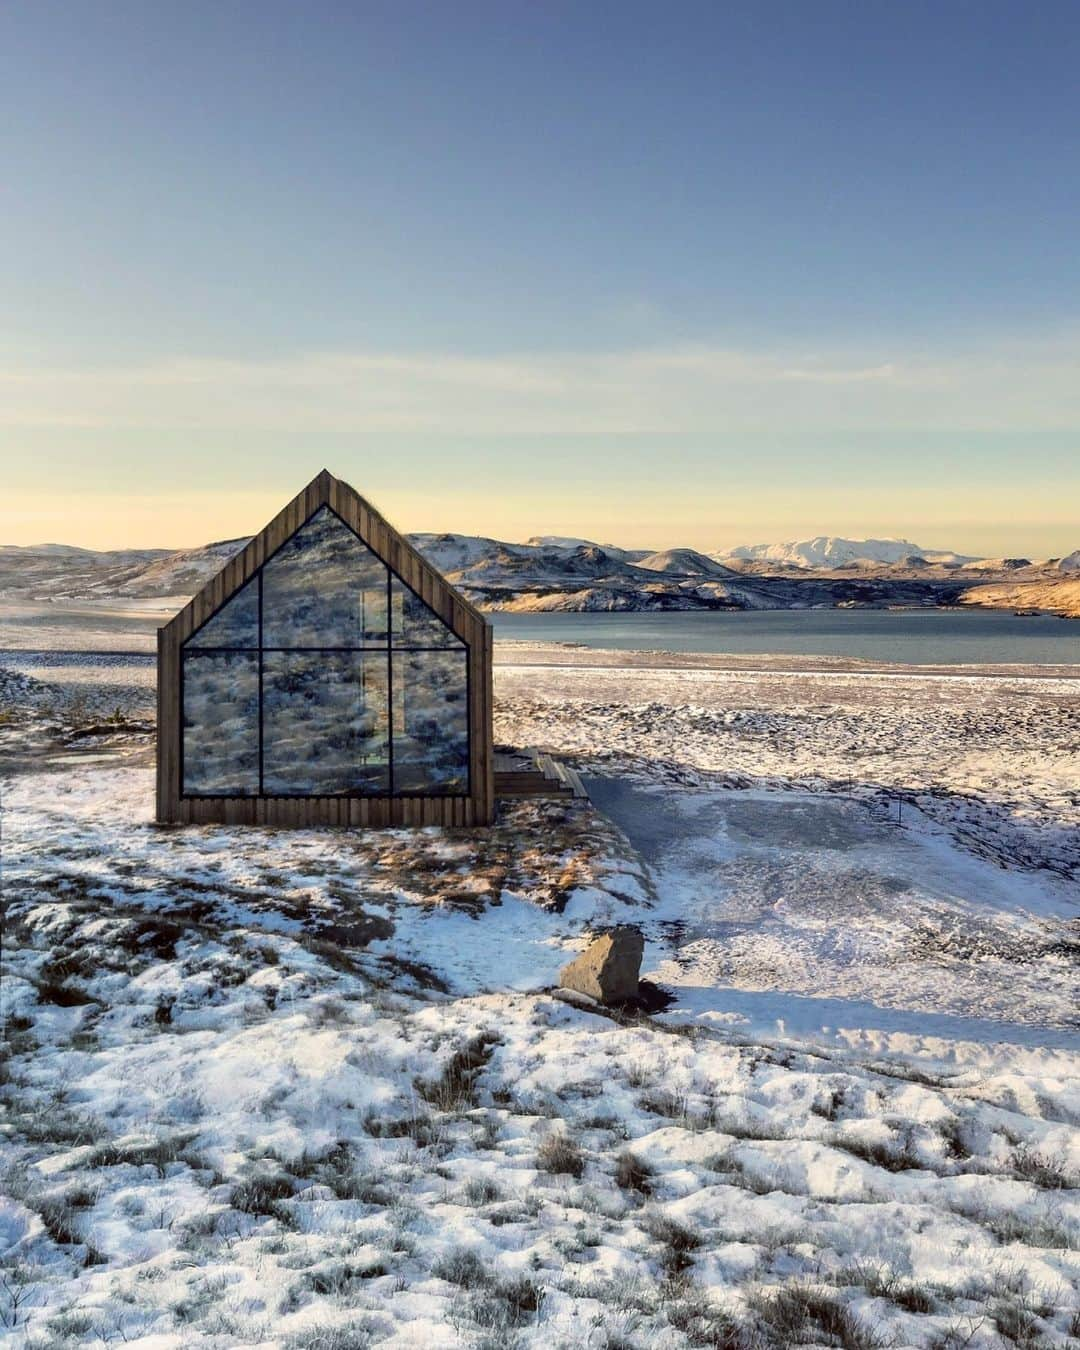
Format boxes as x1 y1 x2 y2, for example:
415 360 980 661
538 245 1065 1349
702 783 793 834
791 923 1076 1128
2 600 1077 668
493 641 1080 680
4 641 1078 686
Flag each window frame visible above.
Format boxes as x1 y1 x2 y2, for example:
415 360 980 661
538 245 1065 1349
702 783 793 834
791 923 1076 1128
179 504 471 800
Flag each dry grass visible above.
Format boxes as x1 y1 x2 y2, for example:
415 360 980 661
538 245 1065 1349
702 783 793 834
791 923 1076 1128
614 1149 655 1195
536 1131 585 1178
1008 1144 1077 1191
230 1172 295 1224
416 1034 499 1112
828 1130 925 1174
749 1285 882 1348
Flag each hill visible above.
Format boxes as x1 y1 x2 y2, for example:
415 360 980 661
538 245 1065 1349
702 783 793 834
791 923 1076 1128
717 536 980 569
958 577 1080 619
1 533 1076 617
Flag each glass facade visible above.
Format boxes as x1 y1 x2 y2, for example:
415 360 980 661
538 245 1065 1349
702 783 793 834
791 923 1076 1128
180 507 469 797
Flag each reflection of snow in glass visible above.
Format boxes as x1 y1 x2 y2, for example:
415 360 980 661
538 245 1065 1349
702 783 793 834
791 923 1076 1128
181 506 470 797
182 653 259 793
390 578 464 649
184 576 259 649
263 507 389 648
263 653 389 794
392 650 469 793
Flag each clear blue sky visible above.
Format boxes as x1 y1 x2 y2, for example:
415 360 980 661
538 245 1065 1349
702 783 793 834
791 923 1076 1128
2 0 1078 554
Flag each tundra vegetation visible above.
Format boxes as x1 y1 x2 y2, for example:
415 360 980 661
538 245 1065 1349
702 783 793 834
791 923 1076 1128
0 651 1077 1347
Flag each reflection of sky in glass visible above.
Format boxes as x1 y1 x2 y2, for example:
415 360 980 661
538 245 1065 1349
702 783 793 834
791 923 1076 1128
391 578 464 649
392 650 468 793
263 652 389 794
184 575 258 648
181 507 471 797
182 653 259 793
263 507 388 648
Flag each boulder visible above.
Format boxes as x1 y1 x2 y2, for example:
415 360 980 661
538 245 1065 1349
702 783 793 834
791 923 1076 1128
558 926 643 1004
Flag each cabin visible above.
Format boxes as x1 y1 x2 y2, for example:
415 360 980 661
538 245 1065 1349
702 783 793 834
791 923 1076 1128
156 470 494 827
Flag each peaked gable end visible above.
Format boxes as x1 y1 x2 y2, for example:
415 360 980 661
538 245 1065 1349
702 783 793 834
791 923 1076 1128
165 470 483 649
157 471 493 827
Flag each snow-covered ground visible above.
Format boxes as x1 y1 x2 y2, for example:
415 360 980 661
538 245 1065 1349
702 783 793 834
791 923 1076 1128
1 644 1078 1348
494 649 1080 879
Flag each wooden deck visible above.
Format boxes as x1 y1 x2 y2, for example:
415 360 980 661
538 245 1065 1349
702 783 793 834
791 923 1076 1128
494 749 588 801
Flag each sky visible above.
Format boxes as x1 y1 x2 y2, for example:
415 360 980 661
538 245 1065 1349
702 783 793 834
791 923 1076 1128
1 0 1078 556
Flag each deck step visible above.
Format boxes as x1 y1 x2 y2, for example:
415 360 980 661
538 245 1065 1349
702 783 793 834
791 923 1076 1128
495 777 573 798
494 747 588 801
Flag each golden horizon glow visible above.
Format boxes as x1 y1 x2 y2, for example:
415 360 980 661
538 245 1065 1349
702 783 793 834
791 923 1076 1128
1 482 1075 560
1 336 1078 559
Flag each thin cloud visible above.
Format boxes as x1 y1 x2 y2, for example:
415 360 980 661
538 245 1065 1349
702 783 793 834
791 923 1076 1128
781 362 897 383
1 335 1078 435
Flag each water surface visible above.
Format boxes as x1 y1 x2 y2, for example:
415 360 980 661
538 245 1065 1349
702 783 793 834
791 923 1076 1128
493 608 1078 666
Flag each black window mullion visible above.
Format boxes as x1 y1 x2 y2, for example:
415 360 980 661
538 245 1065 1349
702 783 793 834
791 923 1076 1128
386 567 394 795
185 644 462 653
181 501 472 802
257 569 264 795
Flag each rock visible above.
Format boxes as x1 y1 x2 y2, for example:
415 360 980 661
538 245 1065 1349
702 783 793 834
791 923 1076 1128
558 926 643 1005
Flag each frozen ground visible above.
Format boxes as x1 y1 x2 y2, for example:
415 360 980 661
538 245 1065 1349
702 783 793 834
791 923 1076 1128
495 647 1080 880
1 643 1078 1348
0 601 172 653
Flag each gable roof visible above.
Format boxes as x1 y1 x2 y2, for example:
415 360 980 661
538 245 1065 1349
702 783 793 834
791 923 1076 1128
162 468 489 647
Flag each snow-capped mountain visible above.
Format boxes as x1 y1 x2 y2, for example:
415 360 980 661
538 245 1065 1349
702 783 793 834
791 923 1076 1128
636 548 740 578
2 532 1076 615
1056 549 1080 573
523 535 649 563
717 536 980 569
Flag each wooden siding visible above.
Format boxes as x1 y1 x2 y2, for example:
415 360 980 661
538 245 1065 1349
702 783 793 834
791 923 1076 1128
156 470 494 828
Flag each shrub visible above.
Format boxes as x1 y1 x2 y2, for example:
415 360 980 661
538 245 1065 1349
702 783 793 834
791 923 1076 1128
1009 1145 1077 1190
828 1131 923 1173
300 1260 388 1296
231 1173 295 1224
463 1177 501 1206
643 1210 701 1279
416 1033 499 1112
991 1298 1044 1346
89 1133 196 1177
643 1211 701 1254
363 1105 440 1149
614 1150 654 1196
639 1088 688 1120
832 1261 937 1314
937 1114 972 1160
284 1326 382 1350
290 1141 390 1203
892 1284 936 1315
665 1283 751 1349
460 1274 545 1339
625 1061 654 1088
474 1114 502 1150
35 1197 82 1247
500 1273 543 1316
536 1132 584 1178
810 1088 846 1120
433 1248 491 1289
749 1285 881 1349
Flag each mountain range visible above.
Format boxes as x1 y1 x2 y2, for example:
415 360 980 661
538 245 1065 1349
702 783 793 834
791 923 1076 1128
1 535 1077 617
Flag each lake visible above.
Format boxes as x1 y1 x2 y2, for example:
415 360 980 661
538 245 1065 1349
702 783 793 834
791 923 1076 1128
492 608 1079 666
0 603 1076 669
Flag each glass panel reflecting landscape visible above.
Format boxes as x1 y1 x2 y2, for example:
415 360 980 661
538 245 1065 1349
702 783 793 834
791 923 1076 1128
391 578 464 649
392 650 469 793
184 575 259 649
182 652 259 793
262 507 389 648
263 651 389 794
181 509 470 798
